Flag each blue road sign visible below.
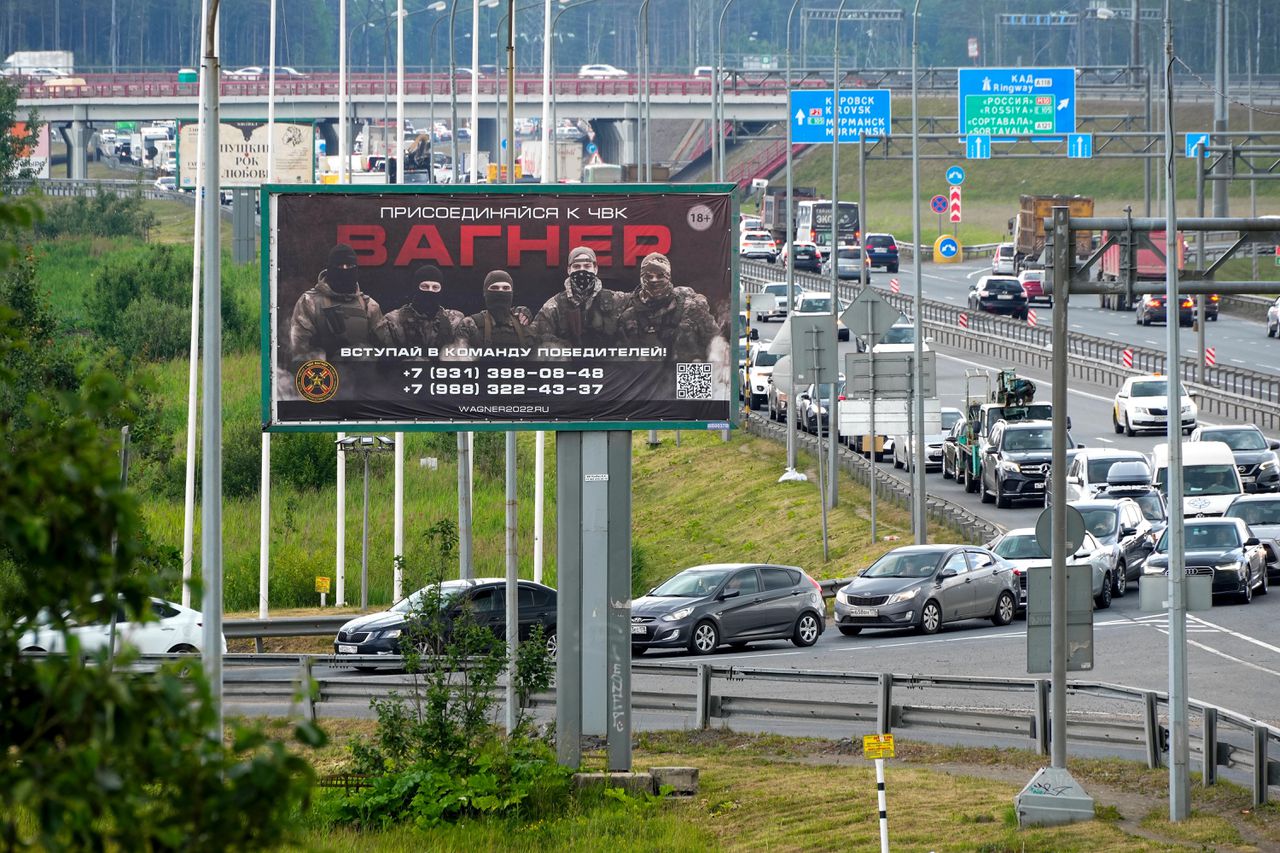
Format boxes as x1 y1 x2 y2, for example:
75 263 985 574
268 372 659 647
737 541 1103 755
1185 132 1210 158
958 67 1076 138
586 142 598 155
946 165 965 185
930 194 948 214
789 89 892 144
966 135 991 160
1067 132 1093 159
938 237 960 259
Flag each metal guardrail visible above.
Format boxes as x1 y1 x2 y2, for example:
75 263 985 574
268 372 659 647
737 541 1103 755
5 177 175 200
224 615 350 640
210 652 1280 806
741 260 1280 430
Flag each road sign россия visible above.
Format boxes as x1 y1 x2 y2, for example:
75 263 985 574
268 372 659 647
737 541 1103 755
958 67 1076 137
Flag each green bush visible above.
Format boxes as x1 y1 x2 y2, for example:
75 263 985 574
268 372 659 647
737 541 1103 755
272 432 337 492
35 189 157 241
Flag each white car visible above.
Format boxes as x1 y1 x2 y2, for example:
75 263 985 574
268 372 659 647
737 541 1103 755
1267 296 1280 338
866 320 930 355
19 597 224 656
1059 448 1150 503
750 281 793 322
739 230 779 262
153 176 177 192
793 291 850 341
741 342 780 411
986 528 1118 609
1112 374 1198 436
992 243 1016 274
578 63 628 78
892 407 965 472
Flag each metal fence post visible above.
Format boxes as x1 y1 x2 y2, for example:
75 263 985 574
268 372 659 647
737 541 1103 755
877 673 893 734
1034 679 1050 756
1201 707 1218 786
1254 724 1269 806
1143 691 1162 769
695 664 712 730
293 655 315 724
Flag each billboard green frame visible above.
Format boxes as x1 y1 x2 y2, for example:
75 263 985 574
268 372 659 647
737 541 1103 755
259 181 740 434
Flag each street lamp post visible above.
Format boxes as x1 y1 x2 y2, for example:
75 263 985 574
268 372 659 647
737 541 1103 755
549 0 603 183
779 0 807 484
336 435 396 610
910 0 925 544
714 0 740 182
639 0 651 180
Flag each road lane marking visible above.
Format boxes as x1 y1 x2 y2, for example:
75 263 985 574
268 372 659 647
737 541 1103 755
1187 614 1280 656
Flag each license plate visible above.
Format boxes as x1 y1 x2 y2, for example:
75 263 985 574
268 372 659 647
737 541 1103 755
1033 481 1045 489
630 625 647 635
1242 476 1255 484
849 607 877 617
997 294 1014 300
337 644 357 654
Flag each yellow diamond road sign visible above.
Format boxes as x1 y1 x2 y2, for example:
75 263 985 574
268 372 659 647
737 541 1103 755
863 733 895 759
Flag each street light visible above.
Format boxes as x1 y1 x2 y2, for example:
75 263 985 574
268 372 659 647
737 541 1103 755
778 0 808 484
549 0 603 183
450 0 499 183
336 435 396 610
714 0 741 181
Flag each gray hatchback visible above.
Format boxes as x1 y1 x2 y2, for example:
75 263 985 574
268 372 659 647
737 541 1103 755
630 563 825 656
833 545 1020 636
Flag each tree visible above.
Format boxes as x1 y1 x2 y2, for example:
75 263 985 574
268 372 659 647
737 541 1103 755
0 77 39 183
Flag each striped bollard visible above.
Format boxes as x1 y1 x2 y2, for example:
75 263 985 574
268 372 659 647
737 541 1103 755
958 312 969 330
889 277 900 294
1205 346 1216 367
1026 308 1038 327
1121 348 1134 369
863 734 894 853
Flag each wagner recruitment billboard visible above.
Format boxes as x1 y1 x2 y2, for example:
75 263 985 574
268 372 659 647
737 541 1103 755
264 185 736 431
178 120 314 188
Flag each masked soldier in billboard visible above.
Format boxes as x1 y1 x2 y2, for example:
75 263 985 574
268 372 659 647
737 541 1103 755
288 243 385 369
530 245 630 348
374 264 463 352
619 251 719 363
456 270 535 348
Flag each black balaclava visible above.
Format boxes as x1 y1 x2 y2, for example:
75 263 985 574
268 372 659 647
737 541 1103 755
326 243 359 294
636 252 674 308
411 264 444 315
483 270 514 318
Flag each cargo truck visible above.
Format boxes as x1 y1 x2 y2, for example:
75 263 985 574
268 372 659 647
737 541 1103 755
3 50 73 76
759 185 817 245
1012 194 1094 272
1097 229 1185 310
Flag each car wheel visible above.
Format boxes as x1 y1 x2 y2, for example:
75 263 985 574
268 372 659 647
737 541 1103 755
1095 575 1113 609
545 630 558 658
1269 322 1277 338
1142 315 1152 326
1258 568 1268 596
992 591 1016 626
1242 575 1253 604
889 265 898 273
980 471 995 504
838 626 862 637
964 464 979 494
918 600 943 635
1183 426 1194 436
688 620 720 654
1112 564 1128 597
893 453 903 469
941 455 953 480
1124 413 1136 438
995 478 1011 509
631 646 647 657
1113 409 1124 434
792 612 822 647
167 644 199 654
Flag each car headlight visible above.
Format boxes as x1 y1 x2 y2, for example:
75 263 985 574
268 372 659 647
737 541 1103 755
1134 407 1149 415
1214 561 1243 573
1181 404 1193 414
885 588 919 605
379 628 401 639
661 606 694 622
1261 460 1278 472
836 590 849 604
999 460 1022 473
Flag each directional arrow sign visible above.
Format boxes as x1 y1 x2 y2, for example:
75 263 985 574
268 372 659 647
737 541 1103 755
1185 132 1210 158
1067 132 1092 159
958 67 1076 138
948 185 962 223
966 134 991 160
788 89 892 144
946 165 965 185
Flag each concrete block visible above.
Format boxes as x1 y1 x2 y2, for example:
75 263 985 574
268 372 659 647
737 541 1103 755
573 771 654 797
649 766 699 795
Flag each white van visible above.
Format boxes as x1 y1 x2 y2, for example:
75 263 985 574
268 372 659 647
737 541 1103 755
1151 441 1243 517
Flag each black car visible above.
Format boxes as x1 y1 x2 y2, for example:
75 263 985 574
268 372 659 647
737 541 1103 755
1144 518 1268 603
1135 294 1193 326
862 233 900 273
1189 425 1280 493
787 241 822 273
968 276 1028 319
980 419 1079 508
630 563 825 655
334 578 557 668
1068 498 1157 584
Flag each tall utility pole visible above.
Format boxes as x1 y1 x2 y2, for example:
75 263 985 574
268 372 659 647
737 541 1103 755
1211 0 1228 217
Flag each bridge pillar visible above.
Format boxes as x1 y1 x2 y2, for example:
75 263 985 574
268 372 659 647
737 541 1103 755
593 119 636 169
61 105 92 180
316 121 339 160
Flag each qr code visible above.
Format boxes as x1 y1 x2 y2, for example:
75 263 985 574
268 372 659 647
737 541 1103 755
675 362 713 399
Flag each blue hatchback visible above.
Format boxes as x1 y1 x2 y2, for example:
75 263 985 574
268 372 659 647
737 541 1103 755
862 233 899 273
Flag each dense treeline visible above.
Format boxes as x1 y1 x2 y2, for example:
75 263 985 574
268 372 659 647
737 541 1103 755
3 0 1276 78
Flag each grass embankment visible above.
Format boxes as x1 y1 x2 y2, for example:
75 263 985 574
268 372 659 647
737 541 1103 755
278 727 1280 851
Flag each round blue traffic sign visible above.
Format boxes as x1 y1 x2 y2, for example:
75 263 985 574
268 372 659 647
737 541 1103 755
930 194 948 214
938 237 959 258
586 142 598 155
946 165 965 185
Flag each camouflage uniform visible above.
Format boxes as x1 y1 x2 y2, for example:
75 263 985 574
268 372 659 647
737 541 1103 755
530 287 630 348
287 272 384 368
456 306 535 347
375 305 464 352
619 285 720 363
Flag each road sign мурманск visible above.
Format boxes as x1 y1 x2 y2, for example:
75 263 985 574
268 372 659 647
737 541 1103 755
789 90 892 144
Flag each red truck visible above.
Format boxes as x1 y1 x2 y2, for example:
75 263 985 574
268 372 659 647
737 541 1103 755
1097 230 1186 311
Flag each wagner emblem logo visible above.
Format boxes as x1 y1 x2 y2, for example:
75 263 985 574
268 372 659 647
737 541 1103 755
296 360 338 402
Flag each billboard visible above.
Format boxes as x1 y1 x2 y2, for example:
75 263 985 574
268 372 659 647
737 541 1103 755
178 120 314 188
10 122 49 179
264 185 736 431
